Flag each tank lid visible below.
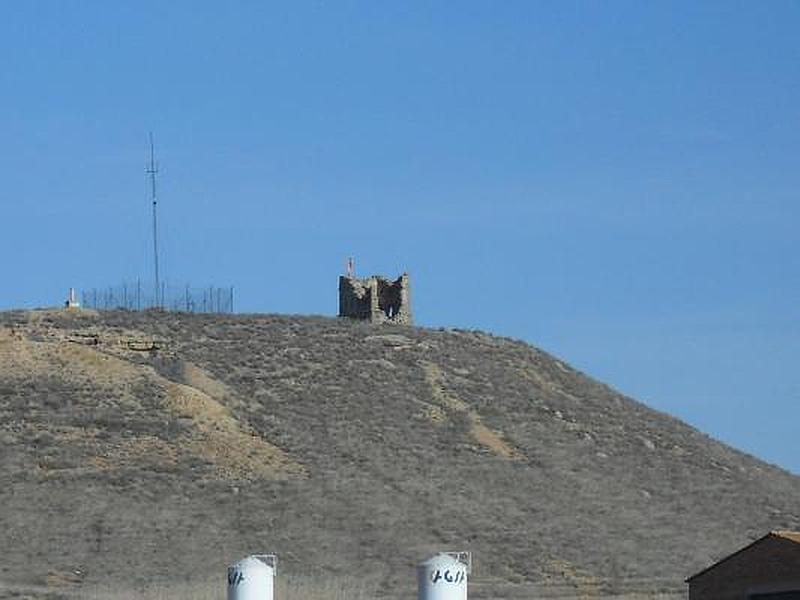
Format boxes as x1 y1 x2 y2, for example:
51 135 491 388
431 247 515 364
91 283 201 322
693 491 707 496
230 554 278 573
419 551 471 573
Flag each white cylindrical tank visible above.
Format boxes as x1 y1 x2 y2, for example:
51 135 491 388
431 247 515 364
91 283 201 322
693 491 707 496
418 553 469 600
227 555 276 600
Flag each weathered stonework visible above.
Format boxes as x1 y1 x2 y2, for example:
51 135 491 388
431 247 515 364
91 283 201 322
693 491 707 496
338 273 412 325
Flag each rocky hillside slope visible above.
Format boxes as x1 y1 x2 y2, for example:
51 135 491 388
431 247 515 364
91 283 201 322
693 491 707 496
0 309 798 599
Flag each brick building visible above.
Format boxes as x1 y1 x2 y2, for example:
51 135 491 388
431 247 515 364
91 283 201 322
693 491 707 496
687 531 800 600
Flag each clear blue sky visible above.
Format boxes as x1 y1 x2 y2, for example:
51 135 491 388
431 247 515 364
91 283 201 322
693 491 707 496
2 2 798 474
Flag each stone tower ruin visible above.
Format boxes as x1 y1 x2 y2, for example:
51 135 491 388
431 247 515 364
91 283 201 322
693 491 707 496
338 272 412 325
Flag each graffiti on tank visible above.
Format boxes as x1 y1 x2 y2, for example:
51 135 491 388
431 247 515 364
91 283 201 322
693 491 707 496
430 569 466 584
228 569 245 586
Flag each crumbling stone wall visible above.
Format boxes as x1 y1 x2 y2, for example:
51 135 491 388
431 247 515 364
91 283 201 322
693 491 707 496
338 273 412 325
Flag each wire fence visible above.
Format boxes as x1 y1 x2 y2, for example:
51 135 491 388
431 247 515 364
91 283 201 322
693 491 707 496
81 282 234 314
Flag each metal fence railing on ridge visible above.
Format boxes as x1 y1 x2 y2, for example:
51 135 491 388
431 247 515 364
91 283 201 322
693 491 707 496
81 282 234 314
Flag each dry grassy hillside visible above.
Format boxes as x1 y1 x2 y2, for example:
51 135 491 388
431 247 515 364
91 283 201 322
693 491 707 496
0 309 798 600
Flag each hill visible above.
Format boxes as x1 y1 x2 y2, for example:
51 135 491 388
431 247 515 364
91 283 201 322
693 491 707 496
0 309 798 599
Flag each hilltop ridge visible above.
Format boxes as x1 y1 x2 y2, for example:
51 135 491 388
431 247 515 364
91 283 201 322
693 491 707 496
0 309 798 599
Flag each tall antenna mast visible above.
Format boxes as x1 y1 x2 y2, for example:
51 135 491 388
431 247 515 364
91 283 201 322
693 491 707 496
146 132 161 308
